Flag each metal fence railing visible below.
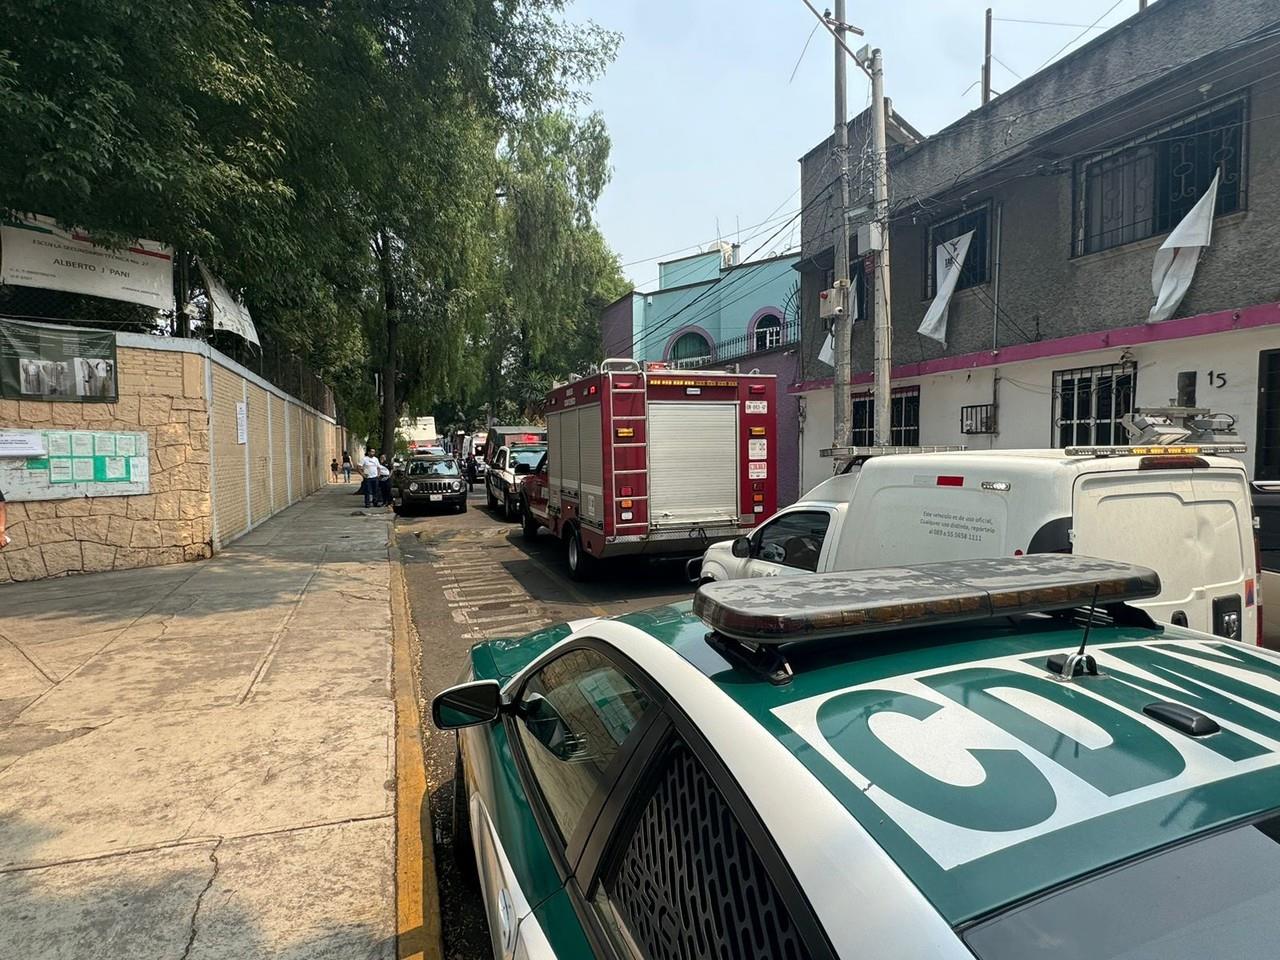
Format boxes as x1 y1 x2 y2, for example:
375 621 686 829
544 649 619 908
675 316 800 369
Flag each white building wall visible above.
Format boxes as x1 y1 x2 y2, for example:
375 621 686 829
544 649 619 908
797 324 1275 496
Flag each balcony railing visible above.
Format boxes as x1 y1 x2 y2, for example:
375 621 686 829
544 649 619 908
669 316 800 369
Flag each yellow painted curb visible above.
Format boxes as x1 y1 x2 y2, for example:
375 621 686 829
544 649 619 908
391 540 443 960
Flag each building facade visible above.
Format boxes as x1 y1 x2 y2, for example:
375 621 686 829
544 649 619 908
600 245 806 504
795 0 1280 493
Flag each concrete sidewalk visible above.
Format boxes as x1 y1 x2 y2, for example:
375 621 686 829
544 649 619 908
0 485 397 959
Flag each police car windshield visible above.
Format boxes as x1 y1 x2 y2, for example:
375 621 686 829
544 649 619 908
965 812 1280 960
408 459 459 477
510 449 544 468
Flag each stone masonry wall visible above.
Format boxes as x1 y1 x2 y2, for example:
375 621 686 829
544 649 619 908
0 348 213 583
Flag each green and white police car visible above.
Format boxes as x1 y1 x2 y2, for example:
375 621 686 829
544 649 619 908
433 554 1280 960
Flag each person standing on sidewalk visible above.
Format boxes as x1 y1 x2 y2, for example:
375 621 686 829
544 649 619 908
360 447 380 508
376 456 392 508
341 450 352 483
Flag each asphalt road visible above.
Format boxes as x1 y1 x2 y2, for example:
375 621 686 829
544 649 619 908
395 484 694 958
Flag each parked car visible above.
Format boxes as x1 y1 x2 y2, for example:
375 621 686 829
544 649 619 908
486 444 545 521
697 445 1262 645
434 553 1280 960
392 455 468 515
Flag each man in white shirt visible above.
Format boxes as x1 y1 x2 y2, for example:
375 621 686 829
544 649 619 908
376 457 392 508
360 447 380 507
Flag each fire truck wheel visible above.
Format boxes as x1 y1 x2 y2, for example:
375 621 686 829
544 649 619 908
567 528 595 581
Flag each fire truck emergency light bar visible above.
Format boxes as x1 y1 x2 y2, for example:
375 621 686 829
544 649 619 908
692 555 1160 645
1065 444 1247 457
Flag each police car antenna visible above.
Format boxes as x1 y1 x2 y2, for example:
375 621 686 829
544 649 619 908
1047 584 1101 681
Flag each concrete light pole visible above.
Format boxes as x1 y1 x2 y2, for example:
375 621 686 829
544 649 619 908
832 0 854 456
869 48 893 447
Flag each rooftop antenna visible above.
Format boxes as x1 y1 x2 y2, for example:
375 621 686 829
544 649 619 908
1047 584 1101 681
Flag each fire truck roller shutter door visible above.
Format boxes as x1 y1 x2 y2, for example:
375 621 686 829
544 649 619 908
648 402 739 525
562 408 580 498
547 411 562 508
580 406 603 524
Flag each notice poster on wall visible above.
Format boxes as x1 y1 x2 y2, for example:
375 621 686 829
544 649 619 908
0 428 150 501
0 318 119 402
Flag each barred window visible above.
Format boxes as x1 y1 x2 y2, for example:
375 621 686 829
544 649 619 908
851 387 920 446
1052 362 1136 447
926 206 990 296
1074 98 1245 256
754 315 782 352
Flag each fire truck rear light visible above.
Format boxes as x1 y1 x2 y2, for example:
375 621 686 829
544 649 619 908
621 499 633 509
621 511 633 521
620 485 633 496
588 384 598 395
616 427 634 438
753 505 764 513
937 475 964 487
749 427 766 437
749 385 766 395
753 494 764 503
615 378 635 389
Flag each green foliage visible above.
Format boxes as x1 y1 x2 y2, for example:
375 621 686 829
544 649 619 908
0 0 626 440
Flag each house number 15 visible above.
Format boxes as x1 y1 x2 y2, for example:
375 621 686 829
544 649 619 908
1207 370 1228 388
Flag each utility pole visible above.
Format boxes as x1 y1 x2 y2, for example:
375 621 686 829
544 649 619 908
982 8 993 106
870 47 893 447
831 0 854 457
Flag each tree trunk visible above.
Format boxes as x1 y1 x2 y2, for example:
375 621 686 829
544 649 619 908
378 229 399 458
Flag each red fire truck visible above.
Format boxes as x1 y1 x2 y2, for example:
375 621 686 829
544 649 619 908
521 358 778 579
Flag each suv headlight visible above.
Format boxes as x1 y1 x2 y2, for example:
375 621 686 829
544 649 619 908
408 482 418 492
451 480 462 491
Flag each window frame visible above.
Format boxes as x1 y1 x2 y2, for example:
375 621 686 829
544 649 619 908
503 643 664 879
750 508 834 571
1050 361 1137 447
753 313 783 352
506 637 837 960
667 329 714 365
1071 94 1249 258
925 203 992 298
851 385 922 446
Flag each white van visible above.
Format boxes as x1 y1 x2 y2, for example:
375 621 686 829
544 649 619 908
698 446 1262 645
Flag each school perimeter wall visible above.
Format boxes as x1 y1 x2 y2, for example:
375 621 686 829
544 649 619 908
0 333 346 583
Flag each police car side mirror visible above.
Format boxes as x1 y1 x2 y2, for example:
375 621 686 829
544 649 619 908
731 536 752 559
432 680 502 729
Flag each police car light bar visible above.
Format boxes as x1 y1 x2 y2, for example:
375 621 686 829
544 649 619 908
1065 444 1247 457
693 555 1160 646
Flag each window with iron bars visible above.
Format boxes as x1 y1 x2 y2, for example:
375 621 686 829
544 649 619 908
1052 362 1136 447
851 386 920 446
1074 97 1246 257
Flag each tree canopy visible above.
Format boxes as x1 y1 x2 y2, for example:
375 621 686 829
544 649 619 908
0 0 628 440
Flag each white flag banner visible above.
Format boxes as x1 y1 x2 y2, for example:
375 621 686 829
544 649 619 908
1147 171 1219 325
818 333 835 367
198 261 260 346
0 214 175 310
918 230 974 347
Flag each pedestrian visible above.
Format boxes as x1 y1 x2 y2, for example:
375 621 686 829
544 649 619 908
330 457 339 483
377 456 392 508
360 447 380 508
0 487 8 550
341 450 352 483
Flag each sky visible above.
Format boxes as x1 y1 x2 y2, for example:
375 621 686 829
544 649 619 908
571 0 1144 288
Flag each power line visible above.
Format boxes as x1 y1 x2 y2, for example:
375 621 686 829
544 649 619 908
618 202 801 269
789 21 822 84
1033 0 1126 74
993 17 1112 29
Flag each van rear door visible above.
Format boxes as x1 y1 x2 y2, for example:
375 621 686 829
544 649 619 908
1072 468 1252 639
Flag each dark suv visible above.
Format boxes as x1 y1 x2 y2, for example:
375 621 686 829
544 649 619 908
392 456 468 515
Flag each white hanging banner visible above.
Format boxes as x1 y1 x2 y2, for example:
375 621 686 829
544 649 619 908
198 260 260 347
818 333 835 367
917 230 974 347
1147 171 1219 325
0 214 174 310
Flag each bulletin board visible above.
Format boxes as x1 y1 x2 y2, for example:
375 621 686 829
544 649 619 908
0 428 150 501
